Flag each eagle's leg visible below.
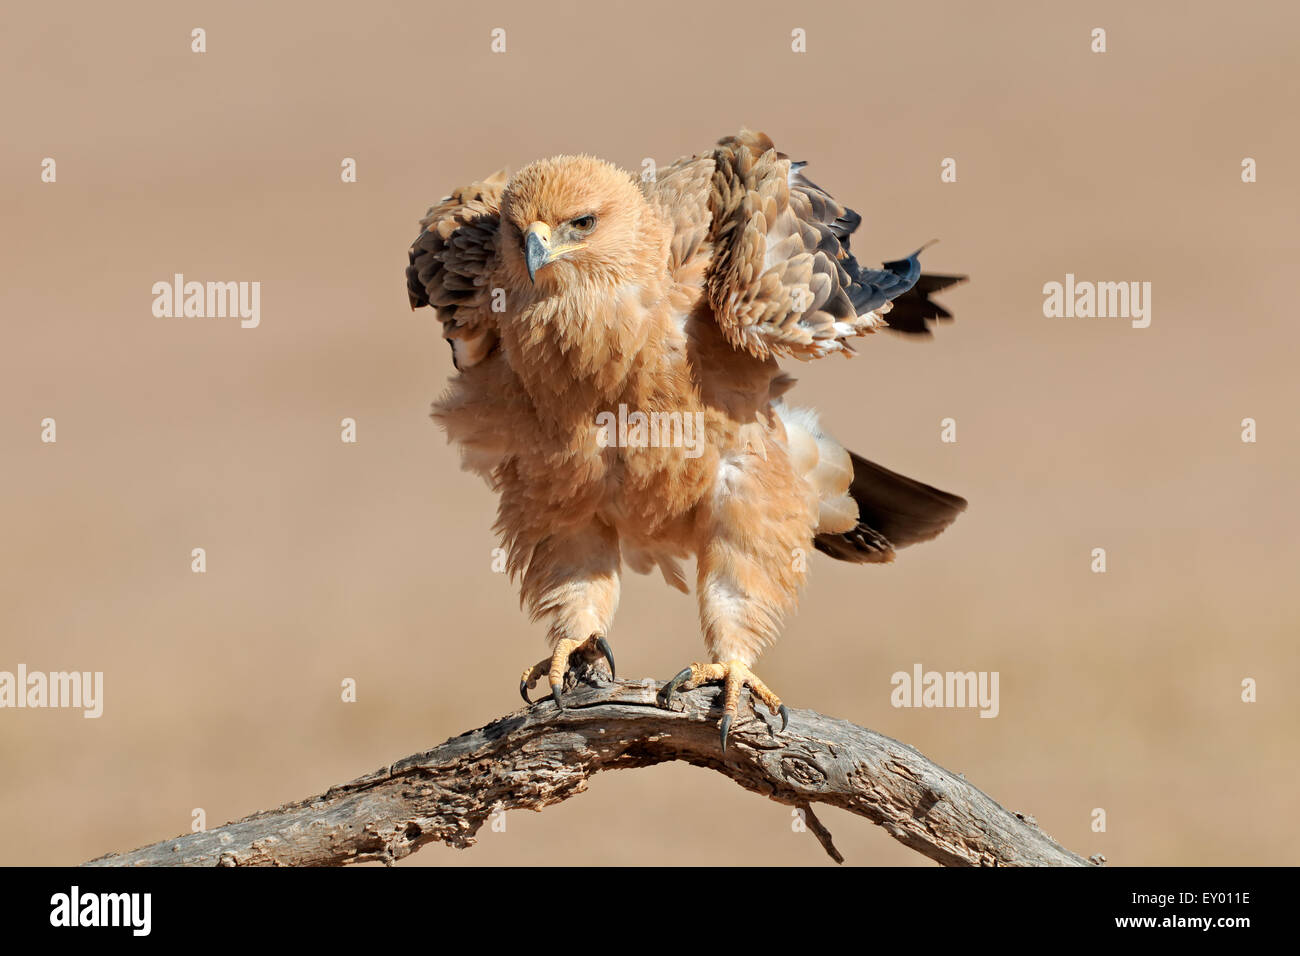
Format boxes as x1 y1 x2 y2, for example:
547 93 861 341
656 443 814 750
657 661 789 751
515 522 621 708
519 635 615 707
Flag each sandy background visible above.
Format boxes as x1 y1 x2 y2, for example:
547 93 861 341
1 0 1296 866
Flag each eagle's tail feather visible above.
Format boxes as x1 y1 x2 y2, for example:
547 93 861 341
813 452 967 564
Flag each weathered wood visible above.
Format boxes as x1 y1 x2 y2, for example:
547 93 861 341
84 670 1093 867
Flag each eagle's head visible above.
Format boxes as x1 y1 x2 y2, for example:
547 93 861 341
494 155 675 412
499 155 659 294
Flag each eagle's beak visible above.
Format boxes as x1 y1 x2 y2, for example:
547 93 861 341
524 221 585 284
524 222 553 284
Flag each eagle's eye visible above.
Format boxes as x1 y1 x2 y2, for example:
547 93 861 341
569 214 596 233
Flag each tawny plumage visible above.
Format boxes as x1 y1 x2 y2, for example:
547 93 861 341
407 130 968 749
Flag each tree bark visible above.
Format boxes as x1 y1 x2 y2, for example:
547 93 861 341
84 670 1094 867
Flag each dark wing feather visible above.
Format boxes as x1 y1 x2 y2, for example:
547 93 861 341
406 171 507 370
881 273 969 336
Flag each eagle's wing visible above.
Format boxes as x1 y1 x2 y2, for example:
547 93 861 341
647 130 964 360
406 170 507 370
881 272 968 336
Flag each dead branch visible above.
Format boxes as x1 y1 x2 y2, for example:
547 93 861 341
84 669 1093 867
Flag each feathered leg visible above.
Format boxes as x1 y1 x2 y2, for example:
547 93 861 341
658 445 816 750
517 522 621 707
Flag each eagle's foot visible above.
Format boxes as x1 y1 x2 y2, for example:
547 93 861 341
656 659 789 752
519 634 615 708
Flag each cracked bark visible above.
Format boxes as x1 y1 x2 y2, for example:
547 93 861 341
83 667 1094 867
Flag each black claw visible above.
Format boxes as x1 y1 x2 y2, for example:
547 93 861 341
779 704 790 733
656 667 693 708
596 636 616 680
550 682 564 709
520 680 531 705
719 714 732 753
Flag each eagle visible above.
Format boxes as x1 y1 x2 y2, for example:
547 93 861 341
407 130 967 749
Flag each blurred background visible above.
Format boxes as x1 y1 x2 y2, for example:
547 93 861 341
1 0 1296 866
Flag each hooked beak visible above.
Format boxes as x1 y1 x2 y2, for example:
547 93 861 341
523 221 585 284
524 222 552 284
